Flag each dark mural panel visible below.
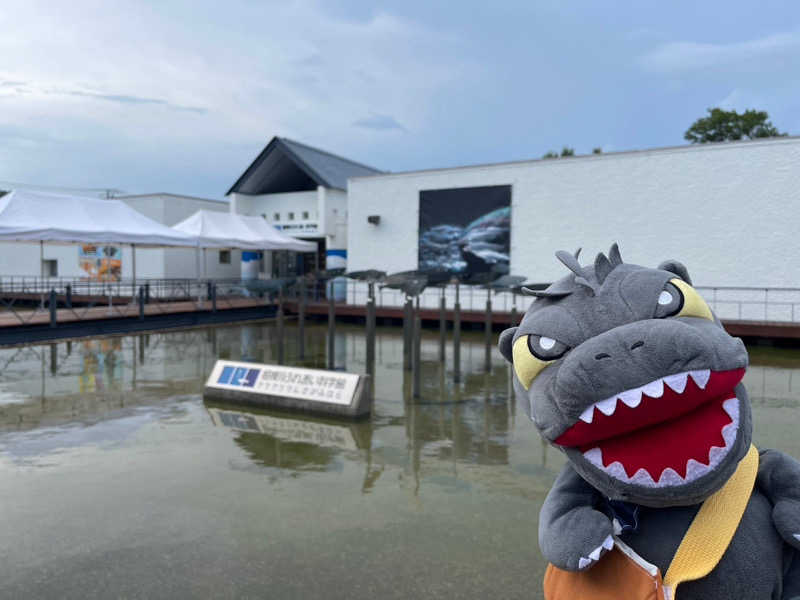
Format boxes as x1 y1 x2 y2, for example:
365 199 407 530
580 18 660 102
418 185 511 276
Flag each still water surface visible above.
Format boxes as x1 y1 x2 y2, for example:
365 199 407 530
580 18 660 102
0 323 798 599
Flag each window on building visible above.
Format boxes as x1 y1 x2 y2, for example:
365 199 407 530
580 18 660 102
288 212 295 220
219 250 231 264
302 210 309 220
273 212 280 221
42 259 58 277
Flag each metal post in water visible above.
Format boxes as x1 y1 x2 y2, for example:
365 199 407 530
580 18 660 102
276 289 285 365
49 288 57 328
439 289 446 362
211 283 217 313
413 296 421 398
298 279 306 359
65 284 72 308
484 290 492 372
138 286 145 320
138 335 145 364
327 292 335 370
453 282 461 383
366 296 376 371
49 343 57 375
403 297 412 371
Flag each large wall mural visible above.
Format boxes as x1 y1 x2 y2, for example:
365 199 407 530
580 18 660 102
418 185 511 276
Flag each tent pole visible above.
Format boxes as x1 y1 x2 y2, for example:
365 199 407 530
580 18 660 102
196 245 201 304
40 240 44 279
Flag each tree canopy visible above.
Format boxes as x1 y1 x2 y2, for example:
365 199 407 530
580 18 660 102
684 108 787 144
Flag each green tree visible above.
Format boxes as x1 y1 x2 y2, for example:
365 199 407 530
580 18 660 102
685 108 787 144
592 147 603 154
542 150 559 159
560 146 574 157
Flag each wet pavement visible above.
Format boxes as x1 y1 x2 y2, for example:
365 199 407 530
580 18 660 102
0 323 798 599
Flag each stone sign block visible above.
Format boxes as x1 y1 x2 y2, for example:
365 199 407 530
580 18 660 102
203 360 372 419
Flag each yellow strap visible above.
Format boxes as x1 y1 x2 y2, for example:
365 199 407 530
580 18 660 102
663 444 759 599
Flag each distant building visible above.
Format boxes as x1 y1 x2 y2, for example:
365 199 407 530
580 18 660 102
0 192 236 280
226 137 383 277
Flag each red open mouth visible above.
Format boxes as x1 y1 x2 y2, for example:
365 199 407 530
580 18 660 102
554 368 745 486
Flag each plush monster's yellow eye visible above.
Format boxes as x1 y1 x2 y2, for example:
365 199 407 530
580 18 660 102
669 278 714 321
512 334 562 390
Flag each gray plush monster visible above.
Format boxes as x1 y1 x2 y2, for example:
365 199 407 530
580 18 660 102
498 245 800 599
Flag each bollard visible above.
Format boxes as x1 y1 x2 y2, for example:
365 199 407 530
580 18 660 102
412 297 422 398
49 288 57 328
327 293 335 369
211 283 217 313
439 291 446 362
138 286 145 320
484 292 492 372
453 282 461 383
298 280 306 359
65 284 72 308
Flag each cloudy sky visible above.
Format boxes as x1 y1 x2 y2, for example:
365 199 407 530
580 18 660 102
1 1 799 199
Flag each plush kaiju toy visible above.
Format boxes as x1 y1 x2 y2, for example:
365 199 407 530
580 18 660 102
498 245 800 600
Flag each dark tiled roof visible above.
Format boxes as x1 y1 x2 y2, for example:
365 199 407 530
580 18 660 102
226 137 383 195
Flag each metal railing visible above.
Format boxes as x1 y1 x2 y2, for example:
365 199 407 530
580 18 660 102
0 276 273 329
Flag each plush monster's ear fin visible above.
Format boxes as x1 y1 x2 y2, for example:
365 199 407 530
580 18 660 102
658 260 692 285
498 327 517 363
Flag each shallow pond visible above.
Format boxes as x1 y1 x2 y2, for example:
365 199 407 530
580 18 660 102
0 323 798 599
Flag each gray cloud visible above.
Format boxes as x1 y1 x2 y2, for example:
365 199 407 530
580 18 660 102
638 31 800 73
64 89 207 113
353 113 406 131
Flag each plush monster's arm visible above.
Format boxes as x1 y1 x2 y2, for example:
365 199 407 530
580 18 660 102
756 449 800 550
539 464 615 571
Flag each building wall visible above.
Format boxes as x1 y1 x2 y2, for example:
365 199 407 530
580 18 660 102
235 190 321 237
348 138 800 287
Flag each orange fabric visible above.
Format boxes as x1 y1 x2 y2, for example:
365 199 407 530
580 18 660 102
544 548 666 600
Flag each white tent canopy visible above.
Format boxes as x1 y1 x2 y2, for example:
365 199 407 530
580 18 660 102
172 210 316 252
0 189 196 247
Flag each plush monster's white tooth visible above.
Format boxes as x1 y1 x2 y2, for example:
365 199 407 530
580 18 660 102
793 533 800 542
604 461 629 482
589 546 603 561
642 379 664 398
689 369 711 390
583 447 603 467
685 458 709 481
596 396 618 416
579 405 595 424
721 421 738 447
708 445 728 468
664 372 688 394
630 468 657 487
657 467 684 486
722 397 739 419
578 557 592 570
602 535 614 550
618 388 643 408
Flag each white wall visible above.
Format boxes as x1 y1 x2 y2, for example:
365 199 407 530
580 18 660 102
348 138 800 288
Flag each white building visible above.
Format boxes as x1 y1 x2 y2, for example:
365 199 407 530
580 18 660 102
0 192 239 280
347 137 800 289
226 137 383 277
